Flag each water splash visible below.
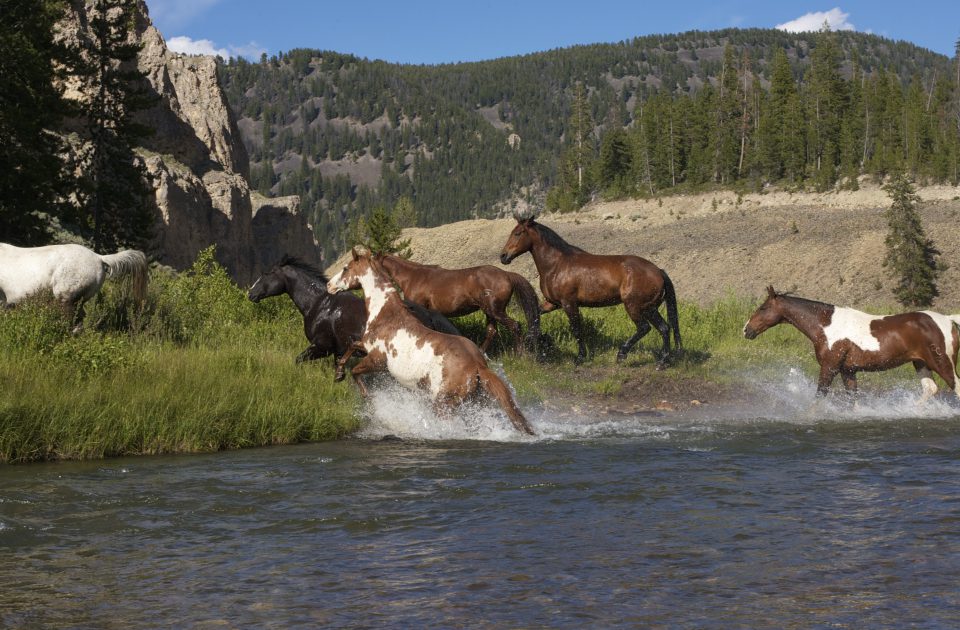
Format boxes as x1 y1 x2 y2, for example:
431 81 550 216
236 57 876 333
748 365 960 422
359 381 530 442
355 364 960 443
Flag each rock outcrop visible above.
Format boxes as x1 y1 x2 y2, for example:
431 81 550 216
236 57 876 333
59 0 320 283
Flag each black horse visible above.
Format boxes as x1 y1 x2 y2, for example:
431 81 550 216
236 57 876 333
248 255 460 365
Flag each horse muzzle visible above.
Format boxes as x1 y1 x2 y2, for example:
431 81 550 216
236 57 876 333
499 252 514 265
743 324 757 340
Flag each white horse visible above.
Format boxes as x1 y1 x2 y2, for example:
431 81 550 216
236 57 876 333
0 242 148 326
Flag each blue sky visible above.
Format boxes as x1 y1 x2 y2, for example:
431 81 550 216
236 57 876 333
149 1 959 63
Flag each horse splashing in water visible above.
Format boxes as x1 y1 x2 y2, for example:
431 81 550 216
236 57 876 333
499 212 681 366
327 247 535 435
376 253 542 356
744 286 960 402
248 255 460 365
0 242 147 327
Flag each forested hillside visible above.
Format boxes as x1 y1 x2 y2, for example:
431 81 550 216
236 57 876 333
217 28 958 258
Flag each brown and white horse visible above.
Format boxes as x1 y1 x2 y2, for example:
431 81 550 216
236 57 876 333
376 254 541 356
327 248 535 435
744 286 960 402
499 213 681 366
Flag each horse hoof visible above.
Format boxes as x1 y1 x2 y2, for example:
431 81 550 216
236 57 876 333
615 353 626 363
655 361 668 371
334 370 346 382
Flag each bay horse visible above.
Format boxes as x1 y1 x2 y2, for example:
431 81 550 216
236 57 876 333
327 247 535 435
248 255 459 364
376 254 541 356
743 286 960 402
0 242 147 327
499 213 681 366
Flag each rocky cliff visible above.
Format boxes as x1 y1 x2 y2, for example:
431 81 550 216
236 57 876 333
59 0 321 283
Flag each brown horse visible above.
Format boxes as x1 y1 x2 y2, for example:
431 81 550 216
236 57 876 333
327 247 535 435
744 286 960 401
376 254 541 355
499 214 681 366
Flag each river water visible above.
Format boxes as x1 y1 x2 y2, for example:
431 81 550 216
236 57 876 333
3 377 960 627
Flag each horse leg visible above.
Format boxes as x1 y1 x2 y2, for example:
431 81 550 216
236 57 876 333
335 342 366 382
562 302 588 364
540 300 559 314
924 354 960 403
616 318 650 364
479 314 498 353
840 369 860 407
296 343 325 364
644 309 673 369
347 352 386 398
488 305 523 354
816 362 839 397
914 361 940 404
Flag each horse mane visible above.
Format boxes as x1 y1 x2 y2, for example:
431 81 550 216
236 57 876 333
775 291 834 309
277 255 328 284
531 222 586 255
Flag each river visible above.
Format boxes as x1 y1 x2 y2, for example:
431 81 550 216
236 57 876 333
3 381 960 627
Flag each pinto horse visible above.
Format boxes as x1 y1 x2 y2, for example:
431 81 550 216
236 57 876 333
0 242 147 327
328 247 535 435
499 214 681 366
248 255 459 364
744 286 960 401
376 254 541 355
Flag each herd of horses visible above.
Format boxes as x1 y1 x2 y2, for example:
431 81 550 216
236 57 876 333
3 211 960 435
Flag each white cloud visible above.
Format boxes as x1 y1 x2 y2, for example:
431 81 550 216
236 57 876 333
775 7 856 33
167 36 229 58
166 36 266 61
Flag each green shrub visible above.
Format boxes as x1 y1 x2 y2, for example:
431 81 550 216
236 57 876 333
0 291 70 354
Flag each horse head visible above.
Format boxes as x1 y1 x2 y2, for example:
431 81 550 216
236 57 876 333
743 285 784 339
248 257 294 303
328 247 373 293
500 208 539 265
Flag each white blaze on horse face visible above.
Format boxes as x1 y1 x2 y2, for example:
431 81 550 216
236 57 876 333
377 329 445 398
823 307 882 352
327 269 349 293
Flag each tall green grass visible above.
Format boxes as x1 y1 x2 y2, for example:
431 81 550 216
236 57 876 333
0 248 358 463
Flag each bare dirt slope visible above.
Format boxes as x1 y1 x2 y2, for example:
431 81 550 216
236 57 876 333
333 183 960 311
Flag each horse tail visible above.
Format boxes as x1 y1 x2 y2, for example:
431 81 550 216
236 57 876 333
478 367 535 435
508 272 541 355
100 249 148 305
661 269 682 351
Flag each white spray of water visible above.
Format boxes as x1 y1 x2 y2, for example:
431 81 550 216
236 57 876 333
356 363 960 443
743 365 960 423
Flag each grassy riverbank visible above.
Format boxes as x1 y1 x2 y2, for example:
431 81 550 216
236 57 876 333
1 249 924 463
0 249 358 463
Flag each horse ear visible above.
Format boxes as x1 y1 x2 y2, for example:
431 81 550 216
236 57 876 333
767 285 776 298
351 247 360 261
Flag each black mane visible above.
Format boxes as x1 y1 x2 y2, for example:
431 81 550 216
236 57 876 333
531 221 586 255
277 255 329 284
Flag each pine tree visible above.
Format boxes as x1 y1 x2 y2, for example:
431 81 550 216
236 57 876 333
807 27 846 191
345 197 415 257
882 173 941 307
75 0 156 252
0 0 72 244
567 81 594 202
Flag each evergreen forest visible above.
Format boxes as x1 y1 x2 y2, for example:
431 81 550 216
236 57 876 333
219 27 960 259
